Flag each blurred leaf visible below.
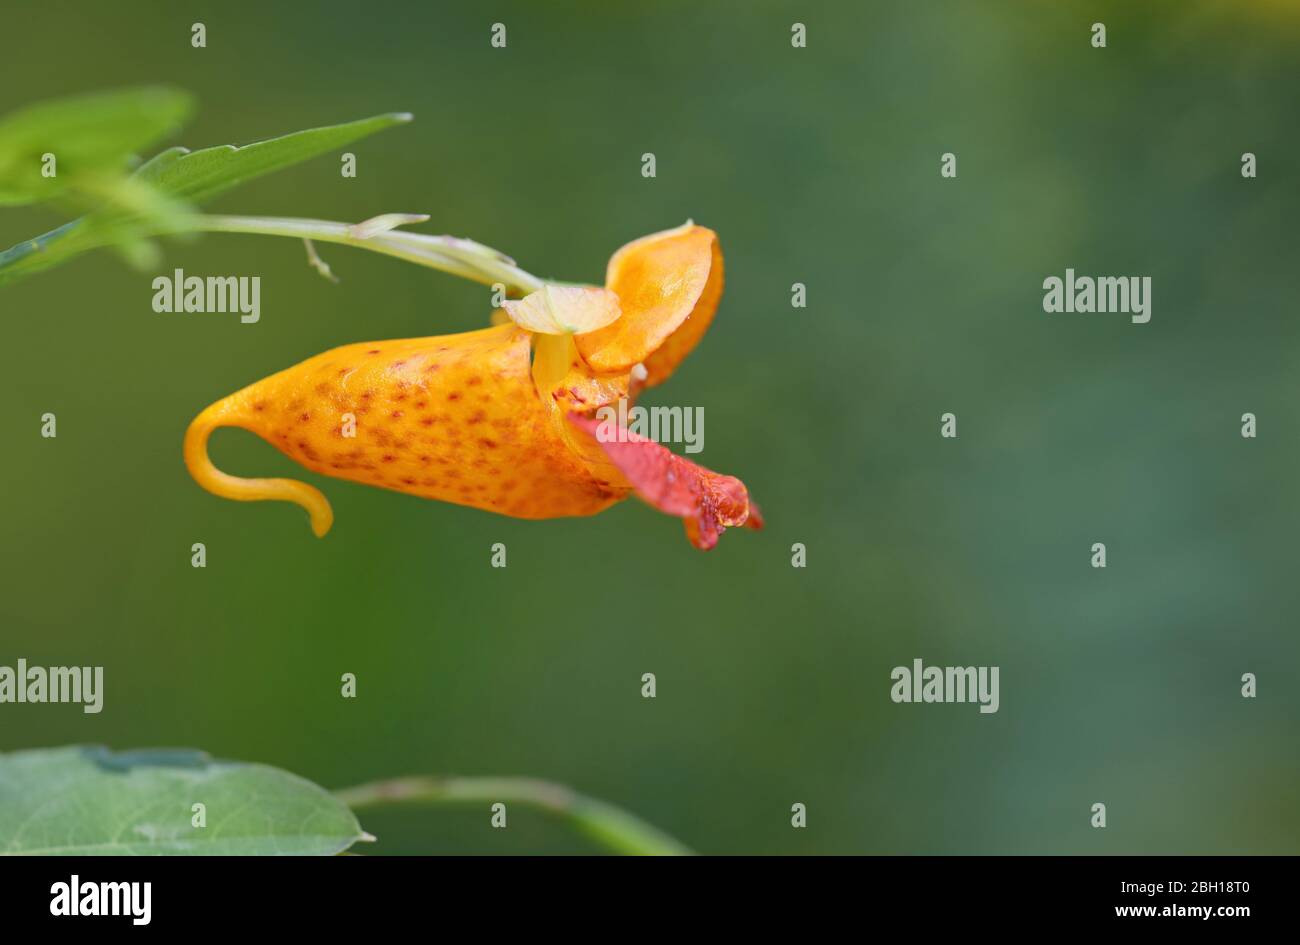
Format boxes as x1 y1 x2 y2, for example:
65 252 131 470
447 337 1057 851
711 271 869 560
0 87 193 206
0 110 413 285
0 746 365 855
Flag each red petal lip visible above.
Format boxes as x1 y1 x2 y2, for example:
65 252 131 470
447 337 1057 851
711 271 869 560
567 412 762 550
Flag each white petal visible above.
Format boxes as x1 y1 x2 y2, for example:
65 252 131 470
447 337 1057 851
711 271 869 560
500 285 622 335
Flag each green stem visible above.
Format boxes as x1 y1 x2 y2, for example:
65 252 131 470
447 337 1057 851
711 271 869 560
334 775 692 856
198 214 546 295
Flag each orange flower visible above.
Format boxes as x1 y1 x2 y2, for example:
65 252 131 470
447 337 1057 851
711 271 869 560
184 223 761 549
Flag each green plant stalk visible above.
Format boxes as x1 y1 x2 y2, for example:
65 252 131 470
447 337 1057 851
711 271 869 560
334 776 692 856
199 214 546 295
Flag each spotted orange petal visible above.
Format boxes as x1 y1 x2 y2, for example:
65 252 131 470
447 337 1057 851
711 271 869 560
576 223 723 386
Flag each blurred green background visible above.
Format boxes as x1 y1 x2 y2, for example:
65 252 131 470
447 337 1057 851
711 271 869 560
2 0 1298 854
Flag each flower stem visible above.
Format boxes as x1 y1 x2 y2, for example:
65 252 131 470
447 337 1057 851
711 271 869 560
197 214 547 295
334 775 692 856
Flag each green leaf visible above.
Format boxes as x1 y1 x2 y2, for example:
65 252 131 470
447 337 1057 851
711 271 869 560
0 746 366 856
0 87 193 206
132 111 412 205
0 110 412 286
